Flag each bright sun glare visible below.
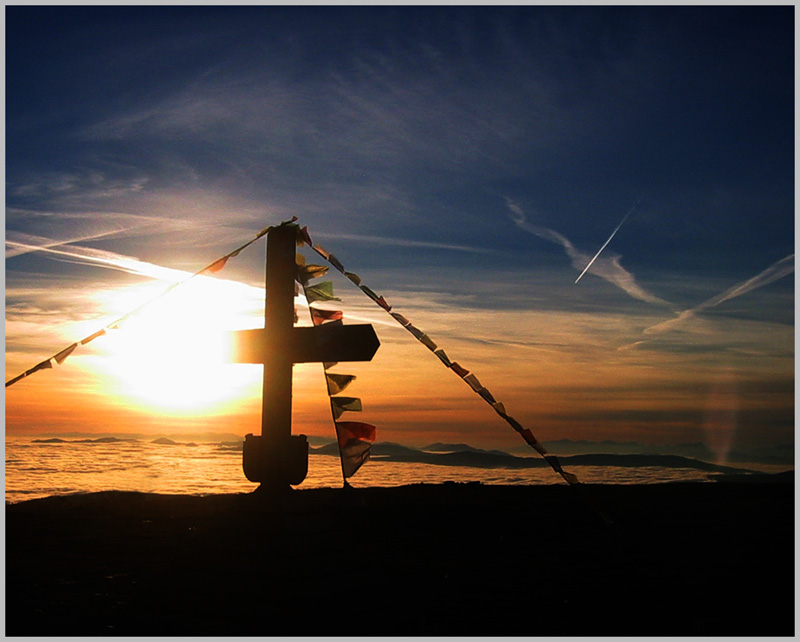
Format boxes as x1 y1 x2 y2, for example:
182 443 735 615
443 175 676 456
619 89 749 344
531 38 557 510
99 277 262 414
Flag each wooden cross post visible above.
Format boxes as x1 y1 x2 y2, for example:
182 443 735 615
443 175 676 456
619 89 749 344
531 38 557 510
230 223 380 493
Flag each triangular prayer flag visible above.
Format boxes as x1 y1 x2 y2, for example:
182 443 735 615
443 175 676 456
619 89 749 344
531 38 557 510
519 428 541 449
54 343 78 365
375 296 392 311
418 333 437 351
545 455 564 473
298 264 329 284
326 373 356 395
360 285 380 301
522 429 548 455
331 396 362 419
463 373 483 393
300 226 313 247
334 421 376 478
345 272 362 286
477 387 496 404
560 470 580 485
328 254 345 273
30 359 53 374
491 401 507 417
406 324 425 340
502 414 525 433
335 420 377 447
390 312 411 327
313 244 330 260
450 362 469 378
323 361 338 370
80 328 106 345
310 307 344 326
305 281 341 303
205 256 229 274
434 349 452 367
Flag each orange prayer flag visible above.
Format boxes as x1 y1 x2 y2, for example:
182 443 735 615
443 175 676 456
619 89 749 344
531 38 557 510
81 328 106 345
205 256 229 273
54 343 78 365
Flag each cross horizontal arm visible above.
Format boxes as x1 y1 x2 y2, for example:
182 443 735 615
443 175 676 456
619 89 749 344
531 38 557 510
230 323 380 365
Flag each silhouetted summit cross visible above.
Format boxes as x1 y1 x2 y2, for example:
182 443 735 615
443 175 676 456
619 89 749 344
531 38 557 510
230 222 380 492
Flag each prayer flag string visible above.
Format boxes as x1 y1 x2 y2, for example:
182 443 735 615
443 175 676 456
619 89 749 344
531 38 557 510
297 249 376 482
298 224 581 488
5 219 293 388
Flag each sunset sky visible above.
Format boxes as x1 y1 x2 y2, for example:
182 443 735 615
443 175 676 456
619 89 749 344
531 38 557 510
5 6 794 460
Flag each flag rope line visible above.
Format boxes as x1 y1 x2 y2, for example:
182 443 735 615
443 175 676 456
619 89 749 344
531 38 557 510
296 252 376 483
297 224 585 489
5 219 293 388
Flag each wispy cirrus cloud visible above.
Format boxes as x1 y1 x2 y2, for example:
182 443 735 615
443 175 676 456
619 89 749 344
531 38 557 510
505 198 671 307
643 254 795 336
317 231 496 255
6 235 194 282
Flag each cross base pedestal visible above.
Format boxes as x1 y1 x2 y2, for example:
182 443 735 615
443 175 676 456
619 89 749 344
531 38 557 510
242 433 309 486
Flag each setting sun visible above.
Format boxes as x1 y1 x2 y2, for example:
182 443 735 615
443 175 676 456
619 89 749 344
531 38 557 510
96 277 262 414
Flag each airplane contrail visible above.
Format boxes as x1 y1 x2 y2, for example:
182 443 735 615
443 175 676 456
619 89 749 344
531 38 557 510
575 200 641 284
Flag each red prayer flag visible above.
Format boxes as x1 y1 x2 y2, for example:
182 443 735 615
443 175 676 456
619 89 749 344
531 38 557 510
335 421 377 447
450 362 469 378
335 421 377 478
310 308 344 325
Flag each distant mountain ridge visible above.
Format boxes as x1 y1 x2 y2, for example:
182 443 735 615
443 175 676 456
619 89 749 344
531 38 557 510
509 439 794 466
310 441 757 475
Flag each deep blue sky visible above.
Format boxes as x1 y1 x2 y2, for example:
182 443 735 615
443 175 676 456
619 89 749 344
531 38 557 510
5 6 794 454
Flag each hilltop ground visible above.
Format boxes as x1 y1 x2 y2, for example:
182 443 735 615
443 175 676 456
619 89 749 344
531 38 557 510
6 479 794 636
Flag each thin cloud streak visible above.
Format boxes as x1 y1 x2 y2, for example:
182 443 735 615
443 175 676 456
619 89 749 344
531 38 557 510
6 230 140 259
506 198 670 307
317 231 496 254
6 238 192 282
643 254 795 336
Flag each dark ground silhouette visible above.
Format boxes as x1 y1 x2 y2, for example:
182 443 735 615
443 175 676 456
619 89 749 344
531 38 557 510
6 480 794 636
